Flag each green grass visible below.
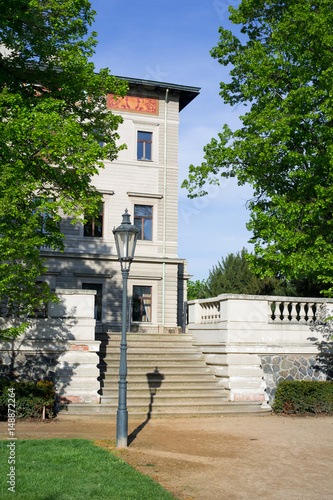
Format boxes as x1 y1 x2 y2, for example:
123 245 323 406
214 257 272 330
0 439 176 499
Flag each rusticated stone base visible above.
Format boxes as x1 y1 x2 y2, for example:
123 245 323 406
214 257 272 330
261 355 332 403
0 350 60 383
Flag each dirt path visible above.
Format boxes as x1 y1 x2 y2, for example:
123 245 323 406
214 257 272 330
1 414 332 499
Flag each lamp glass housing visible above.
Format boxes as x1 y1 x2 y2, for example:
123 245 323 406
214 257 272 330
113 210 139 267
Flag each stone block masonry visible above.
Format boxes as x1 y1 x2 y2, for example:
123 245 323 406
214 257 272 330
261 355 328 403
0 289 100 405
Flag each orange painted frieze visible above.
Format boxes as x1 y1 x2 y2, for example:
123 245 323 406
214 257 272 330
107 94 159 115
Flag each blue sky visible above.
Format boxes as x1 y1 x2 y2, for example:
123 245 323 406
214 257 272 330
89 0 253 281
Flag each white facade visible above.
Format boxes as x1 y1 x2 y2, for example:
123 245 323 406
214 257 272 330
41 77 200 332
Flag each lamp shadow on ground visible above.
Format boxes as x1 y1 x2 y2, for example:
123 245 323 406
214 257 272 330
128 367 164 445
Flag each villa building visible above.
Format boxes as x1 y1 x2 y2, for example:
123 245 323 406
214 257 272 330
2 76 329 415
41 77 200 333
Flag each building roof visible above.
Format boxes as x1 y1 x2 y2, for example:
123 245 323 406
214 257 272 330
115 75 200 111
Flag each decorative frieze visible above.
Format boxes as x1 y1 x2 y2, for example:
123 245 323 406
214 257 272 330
107 94 159 115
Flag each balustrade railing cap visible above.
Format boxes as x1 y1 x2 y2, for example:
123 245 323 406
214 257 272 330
187 294 333 304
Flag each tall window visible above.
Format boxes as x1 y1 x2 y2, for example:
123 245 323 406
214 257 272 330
132 286 152 322
38 207 52 235
84 203 104 237
33 197 53 235
134 205 152 240
137 131 152 160
82 283 103 321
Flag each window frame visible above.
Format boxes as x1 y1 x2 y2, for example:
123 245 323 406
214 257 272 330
132 285 152 323
84 202 104 238
134 204 153 241
33 197 53 235
137 131 152 161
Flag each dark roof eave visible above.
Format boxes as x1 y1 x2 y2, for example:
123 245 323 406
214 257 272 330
114 75 200 111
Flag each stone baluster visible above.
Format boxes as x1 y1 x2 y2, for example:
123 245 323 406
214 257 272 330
200 304 205 323
216 303 220 321
207 304 211 323
204 304 209 323
289 301 298 322
308 302 316 322
210 304 214 323
299 302 307 323
210 303 213 322
268 301 276 322
200 301 220 323
278 301 285 322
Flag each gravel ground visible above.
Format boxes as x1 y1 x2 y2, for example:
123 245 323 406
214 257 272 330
1 414 332 499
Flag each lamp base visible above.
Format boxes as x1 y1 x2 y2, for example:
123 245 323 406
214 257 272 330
116 409 128 448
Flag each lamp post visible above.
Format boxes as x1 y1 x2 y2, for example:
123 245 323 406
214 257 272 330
113 209 139 448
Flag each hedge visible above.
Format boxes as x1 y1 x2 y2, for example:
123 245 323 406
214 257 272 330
0 379 55 419
273 380 333 414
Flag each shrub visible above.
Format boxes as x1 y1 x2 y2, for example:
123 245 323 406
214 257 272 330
0 378 55 419
273 380 333 415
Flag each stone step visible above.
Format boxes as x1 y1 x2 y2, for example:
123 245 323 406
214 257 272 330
102 373 219 382
58 401 269 417
101 346 200 353
102 380 223 389
63 401 232 412
58 329 272 418
103 337 196 344
100 394 227 404
102 352 204 360
104 338 196 344
100 389 227 398
98 333 194 342
99 364 215 373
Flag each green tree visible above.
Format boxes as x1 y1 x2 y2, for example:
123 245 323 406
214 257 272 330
188 249 325 300
206 248 270 296
0 0 127 338
187 279 208 300
182 0 333 295
193 248 289 298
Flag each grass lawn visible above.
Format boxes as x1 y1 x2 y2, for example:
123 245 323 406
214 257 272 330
0 438 177 499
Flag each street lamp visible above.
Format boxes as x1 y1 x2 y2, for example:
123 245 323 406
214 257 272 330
113 209 139 448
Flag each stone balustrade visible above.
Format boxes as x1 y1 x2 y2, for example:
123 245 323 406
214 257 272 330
188 294 326 326
268 299 321 324
187 294 333 405
199 299 221 323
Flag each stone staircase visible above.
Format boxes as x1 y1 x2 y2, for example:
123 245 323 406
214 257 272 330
59 331 268 417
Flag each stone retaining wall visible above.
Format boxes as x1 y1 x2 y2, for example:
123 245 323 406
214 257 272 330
0 350 60 383
0 289 100 404
260 355 329 403
188 294 333 405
